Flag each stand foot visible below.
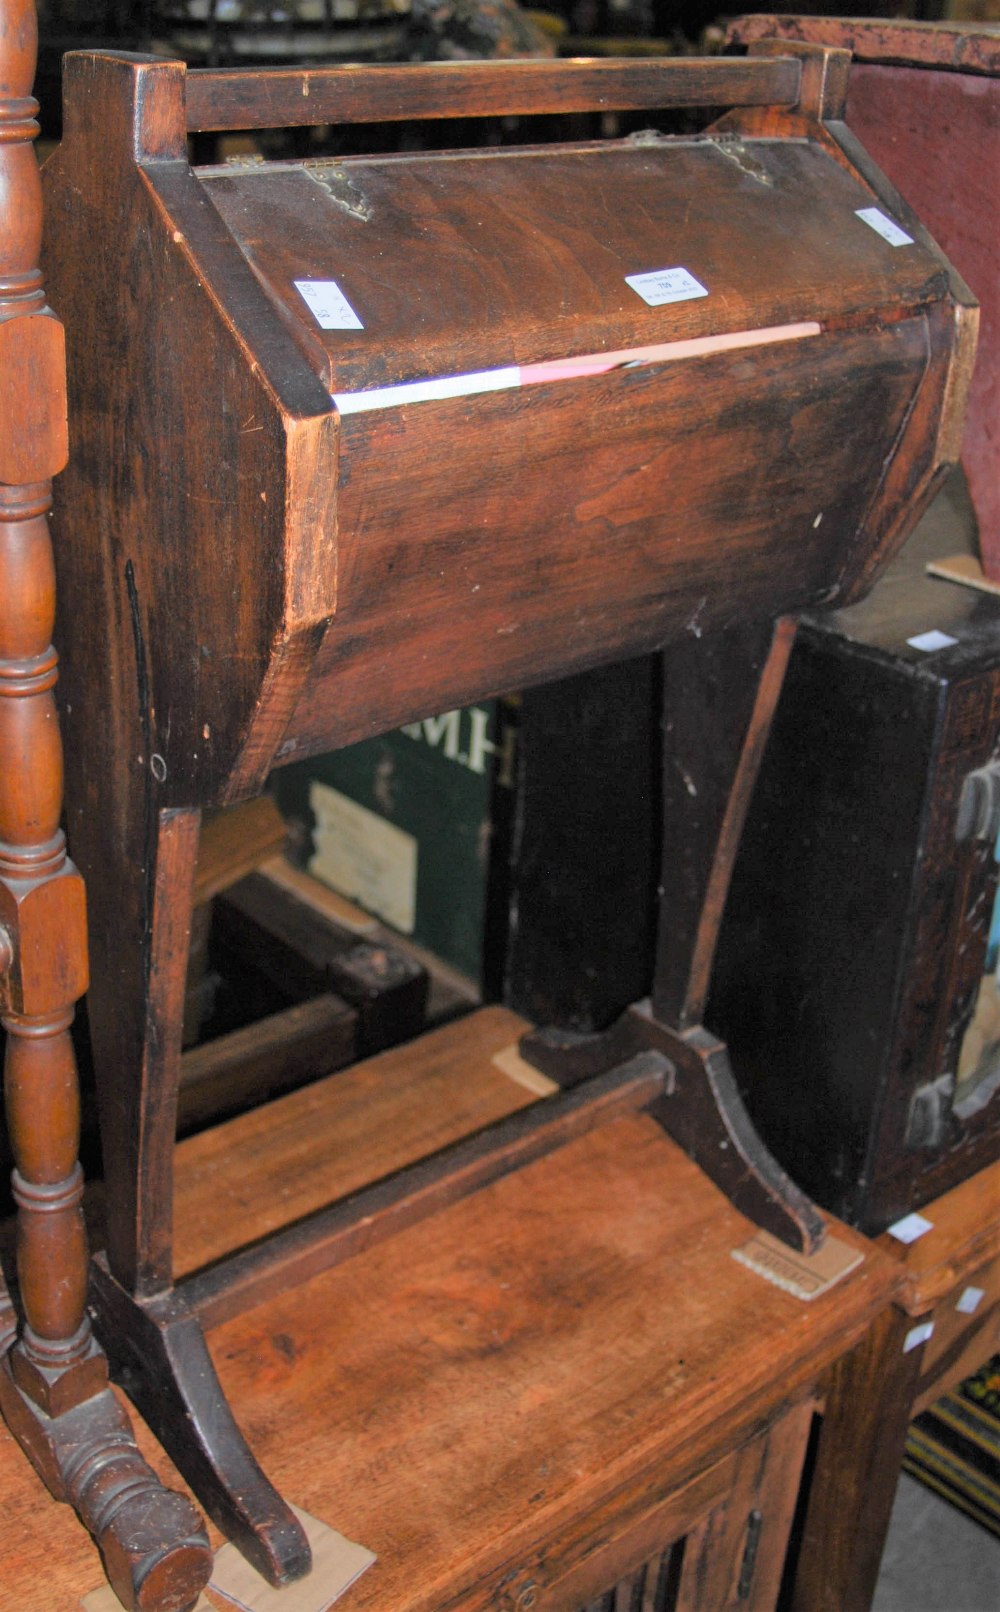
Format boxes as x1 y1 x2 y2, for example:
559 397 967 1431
0 1345 212 1612
90 1258 312 1587
522 1001 825 1252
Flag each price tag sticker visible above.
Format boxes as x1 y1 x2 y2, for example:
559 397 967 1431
907 629 958 653
856 207 914 249
887 1211 934 1245
903 1320 934 1354
956 1286 985 1315
626 267 709 307
294 278 364 330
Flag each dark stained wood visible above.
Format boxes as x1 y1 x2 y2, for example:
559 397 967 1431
198 136 940 394
185 797 288 1047
88 1261 312 1592
709 556 1000 1235
655 615 796 1029
0 5 212 1606
183 54 804 132
213 868 428 1055
39 43 975 1584
290 322 937 754
730 16 1000 78
177 991 358 1134
522 1002 824 1253
517 618 822 1252
502 654 660 1034
729 17 998 577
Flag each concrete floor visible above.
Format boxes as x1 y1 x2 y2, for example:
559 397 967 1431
874 1474 1000 1611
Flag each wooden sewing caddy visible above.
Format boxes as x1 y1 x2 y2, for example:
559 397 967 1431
36 41 973 1605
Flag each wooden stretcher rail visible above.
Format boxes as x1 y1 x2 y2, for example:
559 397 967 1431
183 54 804 132
179 1052 671 1329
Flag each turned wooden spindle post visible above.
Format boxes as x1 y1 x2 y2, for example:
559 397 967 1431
0 5 213 1608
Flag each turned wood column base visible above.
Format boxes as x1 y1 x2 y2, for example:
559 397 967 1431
521 999 826 1253
0 1340 212 1612
9 1327 108 1416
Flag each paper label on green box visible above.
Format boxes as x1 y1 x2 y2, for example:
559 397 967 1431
309 780 417 934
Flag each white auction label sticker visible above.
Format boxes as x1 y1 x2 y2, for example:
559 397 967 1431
903 1320 934 1354
887 1211 934 1244
856 207 914 248
956 1286 985 1315
907 629 959 653
294 277 364 330
626 267 709 307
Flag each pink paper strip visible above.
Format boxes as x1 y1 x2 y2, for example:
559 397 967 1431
519 322 820 386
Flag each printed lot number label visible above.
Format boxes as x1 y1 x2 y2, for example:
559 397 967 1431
294 278 364 330
626 267 709 307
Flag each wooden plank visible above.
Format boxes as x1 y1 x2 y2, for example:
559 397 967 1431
172 1006 536 1278
184 56 802 132
0 1111 889 1612
212 869 428 1055
195 1116 891 1612
788 1304 923 1612
729 16 1000 76
192 797 287 906
177 992 358 1134
182 1051 669 1327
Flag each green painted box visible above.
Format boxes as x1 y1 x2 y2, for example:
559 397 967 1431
272 700 518 989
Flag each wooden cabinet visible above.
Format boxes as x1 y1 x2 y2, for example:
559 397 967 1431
790 1154 1000 1612
2 1011 900 1612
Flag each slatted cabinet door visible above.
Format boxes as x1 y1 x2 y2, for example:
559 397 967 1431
524 1401 813 1612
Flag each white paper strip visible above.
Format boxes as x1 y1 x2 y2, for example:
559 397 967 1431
335 366 519 414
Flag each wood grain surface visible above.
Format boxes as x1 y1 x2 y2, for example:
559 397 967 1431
172 1006 536 1276
34 46 973 1595
876 1152 1000 1315
194 1113 890 1612
0 1011 896 1612
729 15 999 577
730 16 1000 76
184 55 802 131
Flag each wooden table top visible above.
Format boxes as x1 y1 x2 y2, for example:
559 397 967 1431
2 1010 898 1609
